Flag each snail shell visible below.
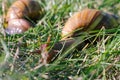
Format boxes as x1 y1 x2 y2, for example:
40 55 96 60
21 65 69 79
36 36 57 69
5 0 43 35
62 9 118 39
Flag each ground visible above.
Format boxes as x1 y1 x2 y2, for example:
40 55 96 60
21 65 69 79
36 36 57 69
0 0 120 80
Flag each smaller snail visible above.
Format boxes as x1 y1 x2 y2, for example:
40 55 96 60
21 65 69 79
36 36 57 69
62 8 119 39
4 0 44 35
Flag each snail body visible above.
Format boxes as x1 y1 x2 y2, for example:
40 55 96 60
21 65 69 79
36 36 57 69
5 0 43 35
62 9 118 39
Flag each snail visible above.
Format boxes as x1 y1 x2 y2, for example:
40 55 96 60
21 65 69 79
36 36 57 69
41 9 119 63
4 0 43 35
62 8 119 39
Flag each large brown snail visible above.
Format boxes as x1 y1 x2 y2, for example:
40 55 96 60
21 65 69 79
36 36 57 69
62 8 119 39
4 0 43 35
38 9 119 63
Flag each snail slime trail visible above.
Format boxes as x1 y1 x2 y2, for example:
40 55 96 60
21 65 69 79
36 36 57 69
4 0 43 35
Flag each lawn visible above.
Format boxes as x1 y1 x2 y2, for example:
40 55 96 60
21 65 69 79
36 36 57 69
0 0 120 80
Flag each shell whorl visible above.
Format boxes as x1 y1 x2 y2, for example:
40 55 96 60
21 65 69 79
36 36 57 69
5 0 42 35
62 9 118 39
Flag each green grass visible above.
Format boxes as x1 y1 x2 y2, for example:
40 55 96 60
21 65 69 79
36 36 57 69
0 0 120 80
